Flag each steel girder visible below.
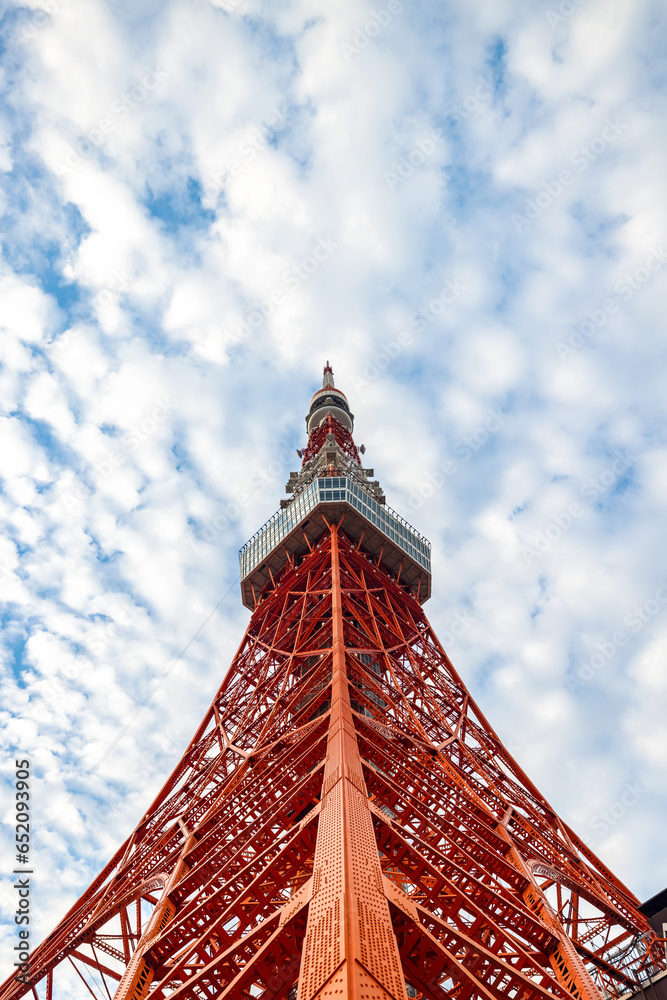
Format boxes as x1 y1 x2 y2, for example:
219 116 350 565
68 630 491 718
1 525 662 1000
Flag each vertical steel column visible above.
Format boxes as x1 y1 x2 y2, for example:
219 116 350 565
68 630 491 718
297 524 408 1000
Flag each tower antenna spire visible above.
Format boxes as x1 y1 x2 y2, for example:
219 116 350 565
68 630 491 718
322 359 335 388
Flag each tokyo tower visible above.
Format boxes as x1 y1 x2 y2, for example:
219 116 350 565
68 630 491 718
3 363 664 1000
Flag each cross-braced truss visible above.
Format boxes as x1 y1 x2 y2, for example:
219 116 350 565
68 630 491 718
2 526 663 1000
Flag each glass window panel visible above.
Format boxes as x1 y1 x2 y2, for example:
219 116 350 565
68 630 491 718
240 472 431 578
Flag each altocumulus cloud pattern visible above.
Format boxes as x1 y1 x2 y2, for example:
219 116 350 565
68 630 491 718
0 0 666 986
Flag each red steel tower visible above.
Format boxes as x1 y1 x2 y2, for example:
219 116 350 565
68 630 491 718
3 363 664 1000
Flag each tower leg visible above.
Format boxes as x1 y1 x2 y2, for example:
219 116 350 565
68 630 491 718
297 524 408 1000
112 853 190 1000
509 845 602 1000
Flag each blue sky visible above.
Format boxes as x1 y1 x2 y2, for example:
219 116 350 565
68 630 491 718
1 0 667 976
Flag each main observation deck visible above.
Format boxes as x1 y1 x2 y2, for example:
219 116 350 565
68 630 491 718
239 475 431 609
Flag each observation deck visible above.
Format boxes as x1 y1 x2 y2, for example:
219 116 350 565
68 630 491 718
239 475 431 610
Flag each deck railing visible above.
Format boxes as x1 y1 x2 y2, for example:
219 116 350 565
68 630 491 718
239 476 431 581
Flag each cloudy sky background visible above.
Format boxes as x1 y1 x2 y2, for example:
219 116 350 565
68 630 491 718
1 0 667 974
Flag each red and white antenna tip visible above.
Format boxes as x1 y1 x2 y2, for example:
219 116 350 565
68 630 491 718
323 361 335 388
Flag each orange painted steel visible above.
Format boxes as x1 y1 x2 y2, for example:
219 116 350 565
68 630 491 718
2 380 664 1000
297 523 408 1000
2 527 663 1000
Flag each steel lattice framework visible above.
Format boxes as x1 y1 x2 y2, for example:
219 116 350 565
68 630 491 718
2 367 663 1000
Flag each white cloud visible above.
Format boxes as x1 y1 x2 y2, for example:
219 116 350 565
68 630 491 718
0 274 55 344
1 0 667 984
